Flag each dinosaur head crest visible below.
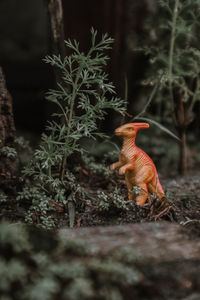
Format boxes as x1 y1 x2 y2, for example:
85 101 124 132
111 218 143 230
115 122 149 138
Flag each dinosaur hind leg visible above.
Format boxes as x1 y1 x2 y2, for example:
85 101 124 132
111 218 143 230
134 166 154 206
135 183 148 206
147 182 156 194
125 174 134 201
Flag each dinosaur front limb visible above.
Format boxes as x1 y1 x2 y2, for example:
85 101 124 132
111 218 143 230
119 163 134 175
110 161 123 171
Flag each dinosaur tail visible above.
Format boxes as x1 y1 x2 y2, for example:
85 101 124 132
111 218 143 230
156 180 165 198
148 177 165 199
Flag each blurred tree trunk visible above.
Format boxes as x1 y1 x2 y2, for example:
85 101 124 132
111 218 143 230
45 0 66 122
45 0 66 87
45 0 66 59
175 89 194 175
0 67 16 179
179 128 187 175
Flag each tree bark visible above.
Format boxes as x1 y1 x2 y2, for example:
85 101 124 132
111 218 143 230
0 67 16 179
58 222 200 299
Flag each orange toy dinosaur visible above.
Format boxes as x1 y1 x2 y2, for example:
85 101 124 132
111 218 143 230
110 123 165 205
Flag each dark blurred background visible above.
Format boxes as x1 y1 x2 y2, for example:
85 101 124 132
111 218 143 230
0 0 199 170
0 0 50 134
0 0 154 134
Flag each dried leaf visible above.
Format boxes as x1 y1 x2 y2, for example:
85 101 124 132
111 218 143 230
82 169 89 176
49 200 64 212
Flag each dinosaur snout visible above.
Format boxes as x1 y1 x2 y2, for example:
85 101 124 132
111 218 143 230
133 123 149 130
115 129 123 136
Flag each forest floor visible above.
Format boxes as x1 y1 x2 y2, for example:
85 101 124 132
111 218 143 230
1 167 200 235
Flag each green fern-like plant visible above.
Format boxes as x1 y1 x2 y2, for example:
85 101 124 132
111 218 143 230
21 29 126 227
43 28 126 180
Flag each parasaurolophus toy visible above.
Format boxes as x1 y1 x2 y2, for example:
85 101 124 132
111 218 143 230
110 123 165 206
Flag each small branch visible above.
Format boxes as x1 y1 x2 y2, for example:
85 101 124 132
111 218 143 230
133 74 163 120
188 77 199 113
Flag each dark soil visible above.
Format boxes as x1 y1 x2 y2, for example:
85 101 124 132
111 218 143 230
1 168 200 234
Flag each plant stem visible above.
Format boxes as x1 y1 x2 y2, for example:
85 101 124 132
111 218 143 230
60 48 94 181
168 0 179 124
48 166 52 178
60 69 81 181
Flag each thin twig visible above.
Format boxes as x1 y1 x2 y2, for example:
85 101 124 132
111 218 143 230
133 73 163 121
168 0 179 125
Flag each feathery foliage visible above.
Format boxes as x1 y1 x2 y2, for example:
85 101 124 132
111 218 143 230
19 29 126 228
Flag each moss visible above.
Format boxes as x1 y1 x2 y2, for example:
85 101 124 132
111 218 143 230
89 259 143 287
58 237 98 256
0 223 31 257
112 246 142 264
63 278 94 300
0 222 145 299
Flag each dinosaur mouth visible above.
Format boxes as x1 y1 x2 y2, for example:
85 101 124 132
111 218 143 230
115 130 123 136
